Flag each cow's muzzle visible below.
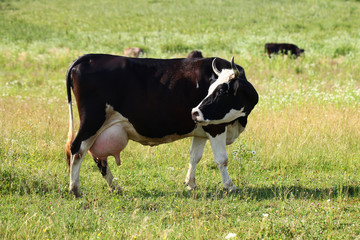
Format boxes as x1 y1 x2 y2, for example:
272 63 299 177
192 110 200 122
191 108 206 124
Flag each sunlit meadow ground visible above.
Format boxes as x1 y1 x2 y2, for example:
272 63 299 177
1 0 360 239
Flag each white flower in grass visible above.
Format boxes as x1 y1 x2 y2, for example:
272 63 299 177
225 233 237 239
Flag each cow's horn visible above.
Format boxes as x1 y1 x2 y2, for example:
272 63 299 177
231 56 240 78
212 58 221 76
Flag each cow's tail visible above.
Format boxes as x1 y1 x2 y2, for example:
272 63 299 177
65 60 75 168
65 55 89 167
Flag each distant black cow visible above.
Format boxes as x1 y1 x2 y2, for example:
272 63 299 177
265 43 304 58
187 50 203 58
65 54 258 197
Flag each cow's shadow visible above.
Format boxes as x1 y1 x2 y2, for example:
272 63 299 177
234 185 360 200
136 185 360 201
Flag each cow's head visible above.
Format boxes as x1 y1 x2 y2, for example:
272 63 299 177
297 48 305 56
191 57 258 125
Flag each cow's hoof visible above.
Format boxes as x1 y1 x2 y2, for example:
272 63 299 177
185 179 197 191
224 185 239 193
108 178 123 195
70 187 83 198
186 184 197 191
109 186 123 195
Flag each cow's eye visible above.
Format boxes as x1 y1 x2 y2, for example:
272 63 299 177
218 88 228 96
219 84 230 96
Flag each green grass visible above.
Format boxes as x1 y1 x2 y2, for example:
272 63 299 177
1 0 360 239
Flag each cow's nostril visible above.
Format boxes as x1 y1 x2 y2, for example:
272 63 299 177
192 111 199 120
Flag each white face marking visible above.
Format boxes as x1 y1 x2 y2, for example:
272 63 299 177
206 69 234 98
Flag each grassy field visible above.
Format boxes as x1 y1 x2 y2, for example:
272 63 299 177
1 0 360 239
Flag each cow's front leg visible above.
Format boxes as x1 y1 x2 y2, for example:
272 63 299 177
207 131 238 192
93 158 122 194
185 137 207 190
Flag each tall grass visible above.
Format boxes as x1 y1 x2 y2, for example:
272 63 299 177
1 0 360 239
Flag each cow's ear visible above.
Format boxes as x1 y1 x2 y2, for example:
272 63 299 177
209 73 217 85
230 80 240 96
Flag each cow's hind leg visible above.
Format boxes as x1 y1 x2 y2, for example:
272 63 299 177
69 152 86 197
69 135 100 197
185 137 207 190
93 158 122 194
69 104 106 197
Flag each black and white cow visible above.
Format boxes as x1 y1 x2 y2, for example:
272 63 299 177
65 54 258 197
